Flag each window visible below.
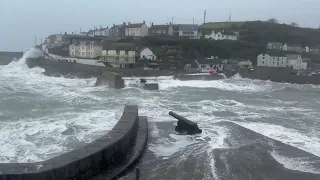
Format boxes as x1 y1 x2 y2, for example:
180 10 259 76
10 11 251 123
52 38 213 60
82 46 84 50
163 30 166 33
82 52 84 56
262 61 264 64
201 64 206 68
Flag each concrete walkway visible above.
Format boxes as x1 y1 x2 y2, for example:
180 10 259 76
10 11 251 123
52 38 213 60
47 54 105 66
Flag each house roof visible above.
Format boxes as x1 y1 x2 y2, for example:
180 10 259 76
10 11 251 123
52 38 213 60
150 24 170 30
66 35 104 41
286 43 302 48
196 58 224 64
126 23 145 28
179 24 199 31
268 42 283 46
286 54 301 61
263 51 287 57
110 24 125 30
103 42 137 51
172 24 180 31
222 31 237 36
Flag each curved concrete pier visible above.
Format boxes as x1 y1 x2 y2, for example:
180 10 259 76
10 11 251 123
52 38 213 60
0 105 148 180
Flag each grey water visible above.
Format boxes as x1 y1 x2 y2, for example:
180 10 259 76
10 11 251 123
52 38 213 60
0 51 319 179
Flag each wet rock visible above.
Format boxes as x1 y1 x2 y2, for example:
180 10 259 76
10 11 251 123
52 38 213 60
61 127 75 135
169 111 202 135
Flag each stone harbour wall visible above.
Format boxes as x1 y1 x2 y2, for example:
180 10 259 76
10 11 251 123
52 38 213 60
238 67 320 85
0 105 145 180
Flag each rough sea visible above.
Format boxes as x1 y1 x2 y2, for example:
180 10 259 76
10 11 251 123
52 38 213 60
0 49 319 179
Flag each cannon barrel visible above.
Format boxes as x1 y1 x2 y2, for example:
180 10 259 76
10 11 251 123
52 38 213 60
169 111 202 134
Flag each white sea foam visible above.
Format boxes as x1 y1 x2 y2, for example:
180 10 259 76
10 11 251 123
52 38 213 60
0 48 119 162
271 151 320 174
235 122 320 157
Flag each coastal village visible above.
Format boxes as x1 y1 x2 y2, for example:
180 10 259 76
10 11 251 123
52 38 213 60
39 19 320 76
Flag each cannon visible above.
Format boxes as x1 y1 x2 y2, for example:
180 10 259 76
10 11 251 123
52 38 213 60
169 111 202 135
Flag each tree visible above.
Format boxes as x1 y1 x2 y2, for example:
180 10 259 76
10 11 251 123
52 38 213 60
290 22 298 27
267 18 278 24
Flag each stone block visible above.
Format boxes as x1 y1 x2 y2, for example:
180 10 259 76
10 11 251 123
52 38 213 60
95 71 124 89
22 162 55 180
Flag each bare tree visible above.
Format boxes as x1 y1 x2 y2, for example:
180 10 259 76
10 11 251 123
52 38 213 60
290 22 298 27
267 18 278 24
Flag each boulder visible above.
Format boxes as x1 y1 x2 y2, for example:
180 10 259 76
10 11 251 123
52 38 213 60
169 111 202 135
95 71 124 89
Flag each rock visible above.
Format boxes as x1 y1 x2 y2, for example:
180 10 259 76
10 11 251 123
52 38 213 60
169 111 202 135
95 71 124 89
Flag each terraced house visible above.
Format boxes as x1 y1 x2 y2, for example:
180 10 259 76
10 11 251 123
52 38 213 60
100 43 137 68
149 23 173 36
177 24 199 39
69 40 102 58
125 21 149 37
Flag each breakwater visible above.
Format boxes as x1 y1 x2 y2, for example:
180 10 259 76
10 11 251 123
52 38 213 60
26 57 175 78
0 105 148 180
238 67 320 85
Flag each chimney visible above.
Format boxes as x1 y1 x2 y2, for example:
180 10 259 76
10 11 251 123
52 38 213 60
151 22 153 26
100 25 102 29
170 22 172 25
128 22 131 25
107 26 108 28
143 20 145 24
123 22 126 25
113 23 115 27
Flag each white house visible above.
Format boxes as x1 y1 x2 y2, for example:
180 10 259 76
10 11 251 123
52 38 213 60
140 47 156 60
69 40 102 58
266 42 283 50
286 54 305 70
205 30 238 41
100 49 136 68
283 43 303 52
88 27 109 37
178 24 199 39
257 53 306 70
195 58 224 72
125 21 149 37
238 60 252 68
305 46 320 53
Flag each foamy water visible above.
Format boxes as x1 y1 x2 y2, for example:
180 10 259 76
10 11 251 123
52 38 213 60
0 48 319 177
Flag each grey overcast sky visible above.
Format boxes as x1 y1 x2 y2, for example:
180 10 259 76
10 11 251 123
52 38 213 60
0 0 319 51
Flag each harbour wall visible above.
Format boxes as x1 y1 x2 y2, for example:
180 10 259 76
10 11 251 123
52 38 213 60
0 105 148 180
25 57 175 78
95 71 125 89
238 67 320 85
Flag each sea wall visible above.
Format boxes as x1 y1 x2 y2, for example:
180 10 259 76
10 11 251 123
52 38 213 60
95 71 125 89
0 105 147 180
238 67 320 85
174 74 225 81
26 57 175 78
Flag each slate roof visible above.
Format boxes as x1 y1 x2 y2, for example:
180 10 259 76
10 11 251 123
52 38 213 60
263 51 287 57
126 23 144 28
286 43 302 48
179 24 199 31
150 25 170 30
286 54 301 60
103 43 137 51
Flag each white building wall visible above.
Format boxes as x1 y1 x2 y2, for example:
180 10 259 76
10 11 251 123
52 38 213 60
140 48 156 60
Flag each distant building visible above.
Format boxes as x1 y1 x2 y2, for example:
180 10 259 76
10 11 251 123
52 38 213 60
88 27 109 37
283 43 303 52
140 47 156 60
109 23 126 37
195 57 224 72
238 60 252 68
125 21 149 37
178 24 199 39
257 52 306 70
100 43 137 68
305 46 320 53
149 23 173 36
266 42 283 50
205 30 238 41
69 40 102 58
